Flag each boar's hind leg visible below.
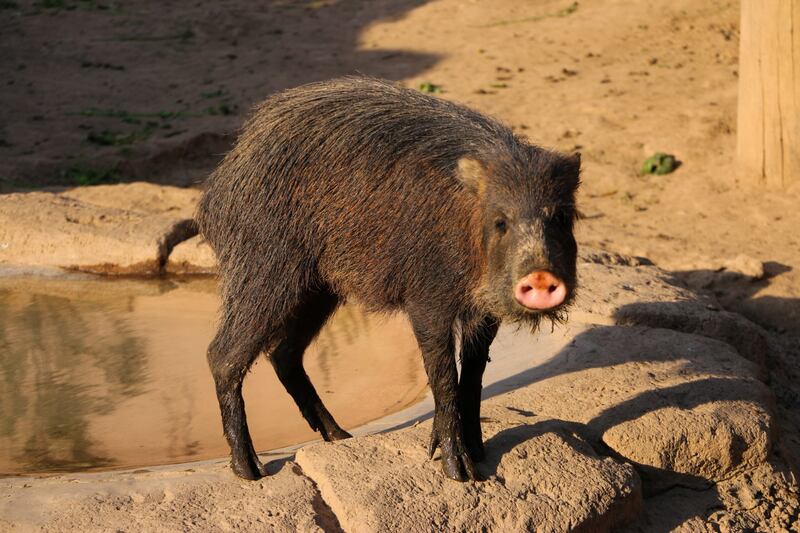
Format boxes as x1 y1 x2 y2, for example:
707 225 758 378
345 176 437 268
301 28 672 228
408 304 479 482
269 289 352 442
458 316 499 462
208 321 269 481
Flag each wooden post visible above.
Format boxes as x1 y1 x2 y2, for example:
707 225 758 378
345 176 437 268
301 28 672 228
737 0 800 188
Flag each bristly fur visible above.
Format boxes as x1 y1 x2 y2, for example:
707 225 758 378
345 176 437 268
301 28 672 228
197 76 579 346
196 76 580 481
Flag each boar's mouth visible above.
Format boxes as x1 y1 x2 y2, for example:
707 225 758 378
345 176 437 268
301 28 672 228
473 274 577 331
513 293 574 328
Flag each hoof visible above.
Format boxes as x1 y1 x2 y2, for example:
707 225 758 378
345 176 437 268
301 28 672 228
429 423 481 482
230 453 264 480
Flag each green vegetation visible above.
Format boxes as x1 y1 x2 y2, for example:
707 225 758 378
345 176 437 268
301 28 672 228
200 88 226 99
74 100 235 151
203 103 236 116
61 163 119 186
418 82 443 94
86 128 153 146
76 104 237 124
76 107 186 123
640 152 678 175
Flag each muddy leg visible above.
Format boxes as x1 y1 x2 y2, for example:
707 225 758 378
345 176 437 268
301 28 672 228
208 327 266 480
458 316 499 462
408 305 477 482
269 290 351 441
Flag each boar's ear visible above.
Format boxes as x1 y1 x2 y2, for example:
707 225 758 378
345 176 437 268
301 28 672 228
554 152 581 194
457 157 488 196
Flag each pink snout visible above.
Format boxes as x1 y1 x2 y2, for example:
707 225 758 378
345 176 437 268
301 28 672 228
514 271 567 310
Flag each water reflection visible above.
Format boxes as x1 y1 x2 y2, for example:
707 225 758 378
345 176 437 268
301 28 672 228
0 277 425 475
0 285 150 472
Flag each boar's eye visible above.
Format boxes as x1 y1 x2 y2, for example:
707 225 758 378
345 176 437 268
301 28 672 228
494 218 508 234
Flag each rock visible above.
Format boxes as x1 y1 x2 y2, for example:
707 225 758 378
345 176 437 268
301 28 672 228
622 460 800 532
296 409 641 533
493 325 774 489
0 244 783 531
575 250 769 373
613 303 769 378
0 192 193 274
574 249 703 324
580 249 654 267
166 235 218 274
61 182 201 219
0 461 335 533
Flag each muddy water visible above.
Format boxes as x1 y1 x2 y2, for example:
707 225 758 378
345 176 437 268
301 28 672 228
0 276 426 475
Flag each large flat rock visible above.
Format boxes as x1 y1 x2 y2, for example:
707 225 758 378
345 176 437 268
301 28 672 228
575 251 769 373
0 460 336 533
296 408 641 533
491 325 774 490
0 187 195 274
61 182 201 218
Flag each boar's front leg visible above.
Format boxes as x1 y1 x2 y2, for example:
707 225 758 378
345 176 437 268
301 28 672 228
408 305 478 482
458 315 499 462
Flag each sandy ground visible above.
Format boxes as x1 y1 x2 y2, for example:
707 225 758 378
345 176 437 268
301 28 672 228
2 0 799 528
2 0 798 326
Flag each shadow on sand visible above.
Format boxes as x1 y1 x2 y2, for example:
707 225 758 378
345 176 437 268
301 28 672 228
1 0 439 190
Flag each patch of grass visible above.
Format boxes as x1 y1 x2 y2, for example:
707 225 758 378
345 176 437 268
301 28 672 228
200 88 226 99
75 102 237 127
489 83 509 89
76 107 187 123
482 1 578 28
0 1 19 9
203 103 236 116
418 82 443 94
86 127 153 146
61 163 119 186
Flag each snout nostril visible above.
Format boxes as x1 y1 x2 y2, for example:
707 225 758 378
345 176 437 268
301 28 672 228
516 271 567 310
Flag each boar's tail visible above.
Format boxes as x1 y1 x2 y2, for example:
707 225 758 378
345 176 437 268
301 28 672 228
158 218 199 271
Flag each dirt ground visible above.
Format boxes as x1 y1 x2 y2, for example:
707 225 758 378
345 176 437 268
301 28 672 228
2 0 799 528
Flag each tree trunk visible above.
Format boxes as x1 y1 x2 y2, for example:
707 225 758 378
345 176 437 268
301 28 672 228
737 0 800 188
